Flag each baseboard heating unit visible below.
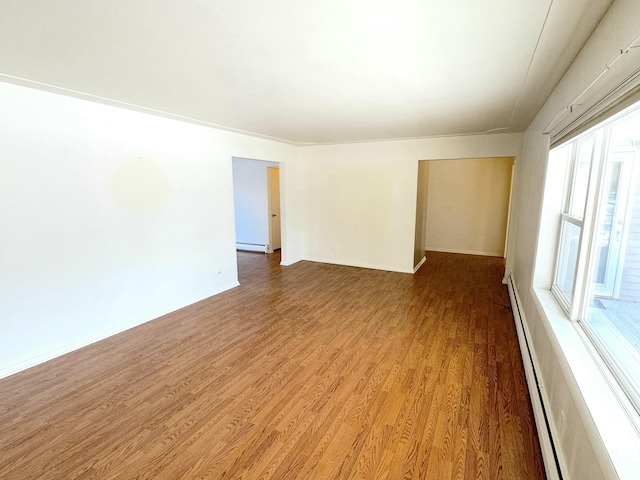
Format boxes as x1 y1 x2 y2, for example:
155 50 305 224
507 274 563 480
236 242 268 253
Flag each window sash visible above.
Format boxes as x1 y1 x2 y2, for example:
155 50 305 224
552 218 582 312
552 131 604 318
550 100 640 418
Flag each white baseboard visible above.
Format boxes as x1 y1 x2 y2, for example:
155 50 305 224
303 256 413 274
425 247 504 257
280 257 302 267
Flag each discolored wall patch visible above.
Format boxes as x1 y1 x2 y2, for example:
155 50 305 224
111 158 172 220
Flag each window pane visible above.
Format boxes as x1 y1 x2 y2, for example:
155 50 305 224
568 136 594 218
592 160 623 289
582 106 640 411
609 107 640 152
583 185 640 407
555 220 581 305
583 300 640 412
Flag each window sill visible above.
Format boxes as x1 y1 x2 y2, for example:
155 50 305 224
532 288 640 480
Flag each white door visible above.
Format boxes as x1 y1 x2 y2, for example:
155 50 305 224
267 167 281 252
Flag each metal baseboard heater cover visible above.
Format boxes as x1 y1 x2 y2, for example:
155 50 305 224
507 275 563 480
236 242 269 253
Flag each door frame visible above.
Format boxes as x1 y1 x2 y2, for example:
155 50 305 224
267 166 281 253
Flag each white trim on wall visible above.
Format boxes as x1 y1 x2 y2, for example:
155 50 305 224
425 247 505 257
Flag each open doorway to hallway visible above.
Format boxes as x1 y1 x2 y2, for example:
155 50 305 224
232 157 282 255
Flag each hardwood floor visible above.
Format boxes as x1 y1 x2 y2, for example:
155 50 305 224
0 252 545 479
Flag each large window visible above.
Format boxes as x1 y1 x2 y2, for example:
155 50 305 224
551 102 640 413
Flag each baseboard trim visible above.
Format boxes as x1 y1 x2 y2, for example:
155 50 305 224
426 247 504 257
303 256 413 274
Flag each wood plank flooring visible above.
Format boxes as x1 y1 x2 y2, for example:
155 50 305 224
0 251 546 479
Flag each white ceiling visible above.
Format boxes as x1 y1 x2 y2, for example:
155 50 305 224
0 0 614 145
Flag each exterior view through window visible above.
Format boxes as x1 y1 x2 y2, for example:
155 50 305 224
551 101 640 413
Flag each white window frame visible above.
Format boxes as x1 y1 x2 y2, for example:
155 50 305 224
551 131 605 320
551 103 640 416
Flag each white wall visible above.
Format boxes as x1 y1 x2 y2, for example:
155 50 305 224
232 157 278 249
0 79 522 377
299 134 524 273
0 81 301 378
510 0 640 478
425 157 514 257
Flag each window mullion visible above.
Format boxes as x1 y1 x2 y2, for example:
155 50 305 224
570 130 606 320
562 142 577 213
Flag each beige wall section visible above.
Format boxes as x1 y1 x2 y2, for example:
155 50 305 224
413 161 430 268
425 157 514 257
300 133 524 273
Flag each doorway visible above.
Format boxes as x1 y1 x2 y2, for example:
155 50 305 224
232 157 282 254
267 166 281 253
413 157 515 269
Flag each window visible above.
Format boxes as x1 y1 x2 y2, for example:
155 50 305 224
551 101 640 413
